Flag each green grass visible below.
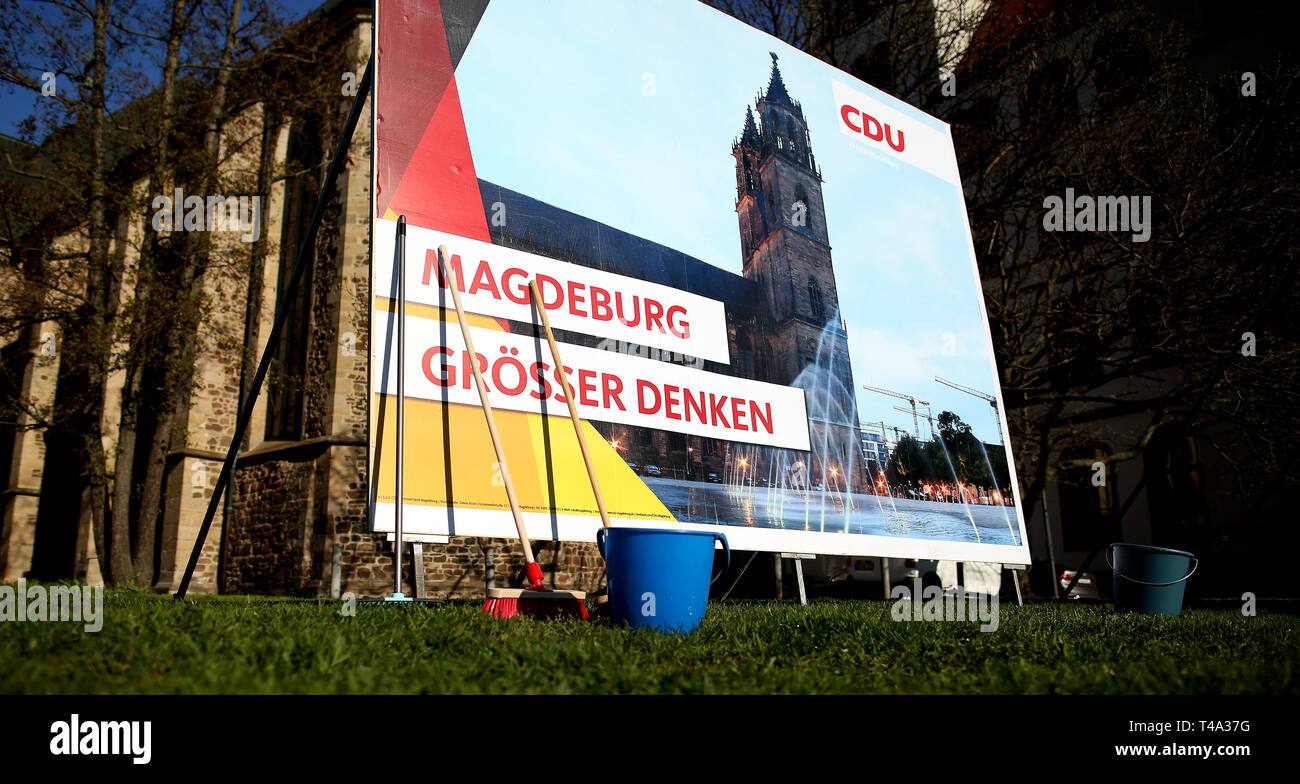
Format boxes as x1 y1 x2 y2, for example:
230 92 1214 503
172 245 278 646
1 590 1295 694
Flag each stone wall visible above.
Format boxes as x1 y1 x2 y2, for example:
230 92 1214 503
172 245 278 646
224 456 320 594
219 435 609 599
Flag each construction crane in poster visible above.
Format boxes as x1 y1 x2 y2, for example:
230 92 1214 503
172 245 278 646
893 404 936 440
934 376 1002 446
861 384 929 438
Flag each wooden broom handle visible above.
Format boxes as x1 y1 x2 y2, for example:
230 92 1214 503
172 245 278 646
528 279 612 529
435 245 536 564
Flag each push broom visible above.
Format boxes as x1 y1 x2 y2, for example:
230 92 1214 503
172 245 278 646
433 245 587 619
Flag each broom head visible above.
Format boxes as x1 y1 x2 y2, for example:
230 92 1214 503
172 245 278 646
482 587 589 619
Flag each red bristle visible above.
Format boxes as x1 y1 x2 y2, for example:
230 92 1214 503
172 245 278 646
482 597 520 618
482 594 587 620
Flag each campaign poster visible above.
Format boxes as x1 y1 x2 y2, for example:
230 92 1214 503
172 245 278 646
371 0 1031 563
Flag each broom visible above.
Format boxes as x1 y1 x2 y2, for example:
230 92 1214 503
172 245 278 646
527 279 614 608
432 245 587 619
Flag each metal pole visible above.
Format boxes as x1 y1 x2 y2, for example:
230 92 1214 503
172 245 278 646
389 216 407 600
331 542 342 599
793 558 807 606
720 550 759 601
175 58 374 600
412 542 424 599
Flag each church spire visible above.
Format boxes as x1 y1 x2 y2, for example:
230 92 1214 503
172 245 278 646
741 105 759 144
763 52 793 108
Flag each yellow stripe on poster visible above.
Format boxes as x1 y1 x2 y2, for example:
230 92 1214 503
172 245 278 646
372 396 674 521
375 295 504 329
522 411 674 520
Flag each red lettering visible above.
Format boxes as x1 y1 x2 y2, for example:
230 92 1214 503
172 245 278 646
536 275 563 309
501 267 529 304
751 401 773 434
422 346 454 386
461 351 487 391
666 305 690 339
491 353 527 395
615 292 641 327
590 286 613 321
601 373 625 411
842 104 903 151
684 387 705 423
568 280 588 318
862 113 883 141
664 384 681 420
645 298 666 334
885 124 904 152
840 104 861 133
529 361 552 399
709 393 730 428
467 259 501 299
637 379 661 415
731 397 747 431
425 250 463 288
552 365 574 403
578 369 598 407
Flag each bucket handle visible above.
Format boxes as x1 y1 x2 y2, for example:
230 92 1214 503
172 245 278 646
595 529 731 586
710 532 731 587
1106 546 1198 587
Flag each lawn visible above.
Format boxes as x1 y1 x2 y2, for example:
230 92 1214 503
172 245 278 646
1 591 1294 694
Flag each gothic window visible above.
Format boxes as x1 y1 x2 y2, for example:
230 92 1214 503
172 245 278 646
266 121 320 441
808 278 826 324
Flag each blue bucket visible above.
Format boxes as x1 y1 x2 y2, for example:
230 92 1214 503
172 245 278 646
1108 543 1197 616
597 527 730 634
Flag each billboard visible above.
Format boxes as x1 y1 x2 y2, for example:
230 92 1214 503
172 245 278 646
371 0 1031 563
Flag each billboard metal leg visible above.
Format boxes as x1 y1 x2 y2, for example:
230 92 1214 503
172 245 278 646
331 543 342 599
780 552 813 606
384 216 411 602
719 550 759 601
794 558 807 606
412 542 425 599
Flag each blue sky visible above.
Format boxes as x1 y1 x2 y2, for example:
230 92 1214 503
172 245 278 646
0 0 325 140
456 0 1007 445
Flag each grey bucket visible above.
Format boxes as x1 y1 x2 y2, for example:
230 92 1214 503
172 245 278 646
1107 543 1197 616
